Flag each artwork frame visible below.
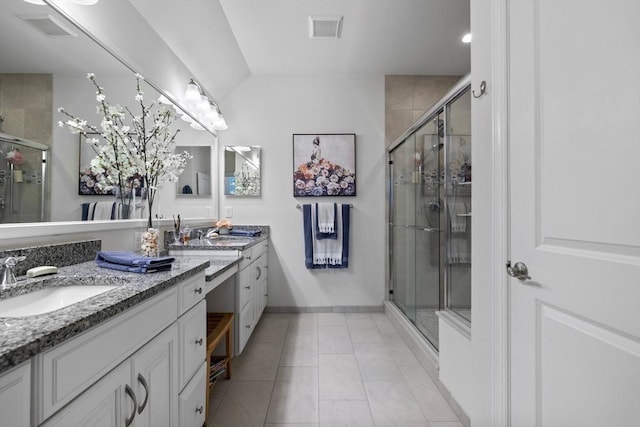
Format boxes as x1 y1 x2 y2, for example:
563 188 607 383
78 132 142 196
292 133 356 197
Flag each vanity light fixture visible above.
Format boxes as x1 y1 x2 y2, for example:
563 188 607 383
181 79 228 132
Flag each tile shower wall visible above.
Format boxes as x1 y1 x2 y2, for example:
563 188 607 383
0 74 53 145
385 75 460 147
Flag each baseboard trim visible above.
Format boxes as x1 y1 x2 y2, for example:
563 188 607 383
265 305 384 313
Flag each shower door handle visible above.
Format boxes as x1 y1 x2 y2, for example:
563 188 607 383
506 261 531 281
390 224 440 232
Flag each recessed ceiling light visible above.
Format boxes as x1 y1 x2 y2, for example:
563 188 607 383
461 33 472 44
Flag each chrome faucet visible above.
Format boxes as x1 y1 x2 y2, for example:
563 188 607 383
1 256 26 287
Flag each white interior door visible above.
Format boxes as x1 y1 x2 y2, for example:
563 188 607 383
508 1 640 426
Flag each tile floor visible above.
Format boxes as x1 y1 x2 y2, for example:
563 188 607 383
207 312 462 427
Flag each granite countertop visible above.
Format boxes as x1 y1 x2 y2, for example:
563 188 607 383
0 258 210 375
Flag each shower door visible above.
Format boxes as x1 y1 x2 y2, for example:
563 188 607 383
0 138 47 224
444 88 471 322
389 113 444 349
388 76 472 351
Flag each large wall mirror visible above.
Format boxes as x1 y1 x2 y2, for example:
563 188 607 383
0 0 216 225
224 146 261 196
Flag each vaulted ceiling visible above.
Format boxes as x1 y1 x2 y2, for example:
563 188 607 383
2 0 470 100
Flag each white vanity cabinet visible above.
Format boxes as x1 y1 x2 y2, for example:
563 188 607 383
43 324 178 427
0 361 30 427
32 271 207 427
236 241 268 354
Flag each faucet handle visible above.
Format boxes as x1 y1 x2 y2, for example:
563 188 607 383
1 255 26 286
1 255 26 267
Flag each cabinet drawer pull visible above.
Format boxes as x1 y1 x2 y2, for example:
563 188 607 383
245 285 251 290
194 287 203 294
196 405 204 414
255 266 262 280
137 373 149 414
245 324 251 329
125 384 137 427
245 255 252 260
195 337 204 346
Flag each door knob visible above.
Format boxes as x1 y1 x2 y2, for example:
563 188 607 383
506 261 531 281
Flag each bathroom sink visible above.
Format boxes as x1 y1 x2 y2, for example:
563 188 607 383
186 237 254 247
0 284 118 317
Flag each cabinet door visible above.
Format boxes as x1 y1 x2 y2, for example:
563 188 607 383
43 361 132 427
0 361 30 427
131 323 179 427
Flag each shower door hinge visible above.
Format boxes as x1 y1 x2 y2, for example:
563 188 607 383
388 160 393 165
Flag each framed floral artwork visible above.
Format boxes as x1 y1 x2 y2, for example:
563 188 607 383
293 133 356 197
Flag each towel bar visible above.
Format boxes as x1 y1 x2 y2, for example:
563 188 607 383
296 203 353 209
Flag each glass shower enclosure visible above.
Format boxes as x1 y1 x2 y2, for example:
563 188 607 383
388 75 471 350
0 132 48 224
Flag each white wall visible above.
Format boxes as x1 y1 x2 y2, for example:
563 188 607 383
469 0 494 424
439 318 473 418
218 75 386 308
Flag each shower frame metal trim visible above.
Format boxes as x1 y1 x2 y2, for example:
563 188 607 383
387 74 472 349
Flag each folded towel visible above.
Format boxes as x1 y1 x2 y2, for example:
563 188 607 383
96 259 173 273
315 203 337 240
448 198 468 233
95 251 175 273
313 204 342 265
93 202 115 220
229 229 261 237
316 203 336 234
303 204 350 269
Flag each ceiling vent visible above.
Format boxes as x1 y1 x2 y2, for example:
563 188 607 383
308 15 343 39
18 14 77 37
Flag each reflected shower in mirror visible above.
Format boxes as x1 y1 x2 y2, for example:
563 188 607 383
177 146 212 197
224 146 261 196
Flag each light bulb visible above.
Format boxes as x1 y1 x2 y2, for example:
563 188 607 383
184 81 201 107
213 114 228 131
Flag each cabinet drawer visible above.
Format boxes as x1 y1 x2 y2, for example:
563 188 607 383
238 266 253 310
238 301 254 354
238 246 255 270
179 362 206 427
178 300 206 391
177 271 206 316
253 240 268 259
35 287 178 423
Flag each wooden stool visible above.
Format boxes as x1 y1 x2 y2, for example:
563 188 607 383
205 312 233 423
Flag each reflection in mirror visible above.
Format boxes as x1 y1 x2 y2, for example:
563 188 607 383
177 146 212 197
224 146 261 196
0 0 216 223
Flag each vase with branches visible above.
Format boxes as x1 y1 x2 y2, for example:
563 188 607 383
58 73 193 230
